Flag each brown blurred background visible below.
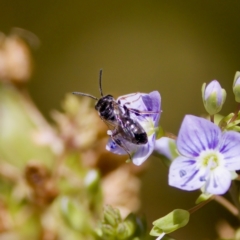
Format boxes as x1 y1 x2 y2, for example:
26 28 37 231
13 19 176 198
1 1 240 239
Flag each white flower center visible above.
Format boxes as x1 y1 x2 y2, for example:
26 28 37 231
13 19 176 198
198 150 224 170
194 150 224 184
140 117 157 136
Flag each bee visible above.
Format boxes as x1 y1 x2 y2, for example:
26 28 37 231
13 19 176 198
73 69 149 158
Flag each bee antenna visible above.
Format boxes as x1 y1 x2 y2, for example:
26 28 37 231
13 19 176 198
72 92 98 101
99 69 104 96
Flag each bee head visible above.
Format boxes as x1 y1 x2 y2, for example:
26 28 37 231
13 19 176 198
73 69 116 121
95 95 115 119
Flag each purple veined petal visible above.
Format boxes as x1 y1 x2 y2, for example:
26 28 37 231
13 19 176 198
218 131 240 171
177 115 221 158
132 134 155 165
106 138 128 155
117 91 161 126
154 137 177 161
204 166 231 195
168 156 206 191
146 91 161 125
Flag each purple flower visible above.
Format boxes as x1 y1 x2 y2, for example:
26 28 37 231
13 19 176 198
202 80 226 115
106 91 161 166
169 115 240 195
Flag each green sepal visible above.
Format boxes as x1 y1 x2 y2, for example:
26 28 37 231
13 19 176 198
150 209 190 237
218 113 235 130
233 71 240 87
101 224 115 237
195 192 212 204
233 85 240 103
201 83 206 102
230 126 240 132
219 111 240 131
156 126 165 139
231 171 238 180
205 91 226 115
103 205 121 227
117 221 135 239
233 71 240 102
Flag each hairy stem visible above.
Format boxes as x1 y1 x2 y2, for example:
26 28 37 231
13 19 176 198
214 195 239 217
188 197 213 214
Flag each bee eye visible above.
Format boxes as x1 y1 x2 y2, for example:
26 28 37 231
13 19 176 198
109 116 115 121
100 102 108 111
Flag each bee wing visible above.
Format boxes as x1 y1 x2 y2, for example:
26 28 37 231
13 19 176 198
100 117 116 130
106 135 138 155
117 92 146 112
117 91 161 125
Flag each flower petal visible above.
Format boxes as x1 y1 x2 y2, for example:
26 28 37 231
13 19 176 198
204 80 223 105
169 156 206 191
132 135 155 166
117 91 161 126
218 131 240 171
204 167 231 195
177 115 221 158
154 137 177 161
106 139 128 155
142 91 161 125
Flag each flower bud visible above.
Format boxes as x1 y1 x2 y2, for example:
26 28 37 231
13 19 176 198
233 71 240 103
103 205 121 227
117 221 135 239
202 80 226 115
101 224 115 237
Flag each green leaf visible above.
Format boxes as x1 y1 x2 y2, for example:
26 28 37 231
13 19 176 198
150 209 190 237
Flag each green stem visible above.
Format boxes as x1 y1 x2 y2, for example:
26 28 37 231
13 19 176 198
188 197 213 214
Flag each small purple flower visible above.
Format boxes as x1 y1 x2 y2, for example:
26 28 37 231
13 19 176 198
106 91 161 166
169 115 240 195
202 80 226 115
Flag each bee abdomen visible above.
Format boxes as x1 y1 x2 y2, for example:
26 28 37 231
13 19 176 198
134 132 148 144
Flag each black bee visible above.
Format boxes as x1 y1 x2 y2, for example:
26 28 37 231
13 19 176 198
72 69 148 158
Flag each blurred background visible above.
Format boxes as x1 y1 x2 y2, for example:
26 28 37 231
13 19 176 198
1 1 240 239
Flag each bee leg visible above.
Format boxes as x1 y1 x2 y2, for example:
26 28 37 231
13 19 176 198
117 93 141 104
125 107 159 115
123 105 130 117
122 104 158 117
111 134 132 160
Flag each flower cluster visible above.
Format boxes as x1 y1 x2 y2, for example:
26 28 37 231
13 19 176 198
2 28 240 240
102 76 240 239
105 79 240 197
